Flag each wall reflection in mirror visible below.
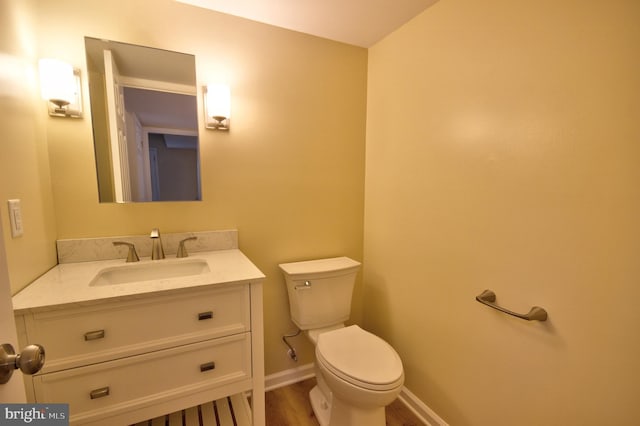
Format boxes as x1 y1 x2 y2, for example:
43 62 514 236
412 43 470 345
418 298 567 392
85 37 201 203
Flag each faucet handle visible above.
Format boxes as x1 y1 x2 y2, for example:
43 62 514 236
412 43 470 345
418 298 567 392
176 236 197 258
113 241 140 262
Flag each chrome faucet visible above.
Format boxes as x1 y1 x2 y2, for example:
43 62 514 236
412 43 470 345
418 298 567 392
150 228 165 260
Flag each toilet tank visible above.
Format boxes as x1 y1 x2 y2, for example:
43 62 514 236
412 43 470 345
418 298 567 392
279 257 361 330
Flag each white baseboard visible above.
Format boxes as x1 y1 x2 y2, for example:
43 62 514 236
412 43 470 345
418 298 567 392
265 364 448 426
398 386 449 426
265 363 315 391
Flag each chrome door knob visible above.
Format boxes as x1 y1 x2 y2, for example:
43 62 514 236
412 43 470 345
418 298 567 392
0 343 45 384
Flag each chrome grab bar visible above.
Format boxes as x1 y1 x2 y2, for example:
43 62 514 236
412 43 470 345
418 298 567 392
476 289 548 322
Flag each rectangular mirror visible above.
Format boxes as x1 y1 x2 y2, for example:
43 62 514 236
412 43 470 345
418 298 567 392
85 37 201 203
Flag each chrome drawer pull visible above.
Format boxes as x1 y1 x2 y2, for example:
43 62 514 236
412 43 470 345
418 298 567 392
84 330 105 341
200 362 216 372
90 387 110 399
198 311 214 321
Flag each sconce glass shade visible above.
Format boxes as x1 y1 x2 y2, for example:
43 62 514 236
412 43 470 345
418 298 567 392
39 59 74 105
38 58 83 117
205 84 230 130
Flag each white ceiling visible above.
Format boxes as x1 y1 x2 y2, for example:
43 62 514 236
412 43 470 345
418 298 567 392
176 0 439 48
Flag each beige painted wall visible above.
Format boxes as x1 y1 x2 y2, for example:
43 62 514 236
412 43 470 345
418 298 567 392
365 0 640 424
0 0 59 296
30 0 367 375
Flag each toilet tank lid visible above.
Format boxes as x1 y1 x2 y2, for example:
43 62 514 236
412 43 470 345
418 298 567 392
278 257 361 277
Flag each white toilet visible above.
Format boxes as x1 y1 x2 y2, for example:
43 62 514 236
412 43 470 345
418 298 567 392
279 257 404 426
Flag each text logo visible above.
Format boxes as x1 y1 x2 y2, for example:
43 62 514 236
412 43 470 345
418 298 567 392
1 404 68 425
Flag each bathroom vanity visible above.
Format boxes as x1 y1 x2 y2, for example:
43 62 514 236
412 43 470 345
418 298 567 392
12 230 265 426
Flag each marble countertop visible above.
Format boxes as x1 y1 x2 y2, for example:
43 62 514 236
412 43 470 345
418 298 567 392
12 249 265 314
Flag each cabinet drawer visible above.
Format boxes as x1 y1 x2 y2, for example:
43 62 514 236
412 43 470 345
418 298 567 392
21 284 250 373
32 333 251 424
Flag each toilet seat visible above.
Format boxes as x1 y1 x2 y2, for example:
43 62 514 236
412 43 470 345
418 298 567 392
316 325 404 392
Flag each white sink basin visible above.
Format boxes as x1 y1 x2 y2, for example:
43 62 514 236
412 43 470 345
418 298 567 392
90 259 211 286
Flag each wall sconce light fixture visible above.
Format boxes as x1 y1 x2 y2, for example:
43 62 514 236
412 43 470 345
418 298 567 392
204 84 230 130
38 58 82 118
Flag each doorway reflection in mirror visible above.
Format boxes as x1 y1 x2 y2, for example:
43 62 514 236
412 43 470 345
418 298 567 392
85 37 201 203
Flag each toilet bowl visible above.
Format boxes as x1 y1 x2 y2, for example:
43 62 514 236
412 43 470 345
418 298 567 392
314 325 404 426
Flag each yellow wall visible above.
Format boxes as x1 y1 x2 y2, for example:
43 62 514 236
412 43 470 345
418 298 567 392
365 0 640 424
30 0 367 375
0 0 58 296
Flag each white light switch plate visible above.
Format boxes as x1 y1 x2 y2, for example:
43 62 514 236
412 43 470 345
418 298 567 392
8 199 23 238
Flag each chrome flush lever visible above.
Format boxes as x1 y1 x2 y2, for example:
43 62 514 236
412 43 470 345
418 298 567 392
294 281 312 290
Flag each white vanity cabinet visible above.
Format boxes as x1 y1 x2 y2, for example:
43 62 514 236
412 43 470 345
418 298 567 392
12 247 265 426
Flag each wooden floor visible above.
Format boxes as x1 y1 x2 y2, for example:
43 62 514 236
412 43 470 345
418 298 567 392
265 378 424 426
131 378 423 426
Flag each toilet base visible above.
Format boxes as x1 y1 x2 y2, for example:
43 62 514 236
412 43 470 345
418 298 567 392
329 395 386 426
310 384 387 426
310 385 331 426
